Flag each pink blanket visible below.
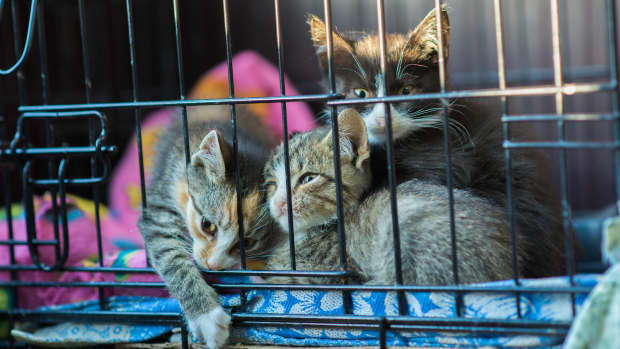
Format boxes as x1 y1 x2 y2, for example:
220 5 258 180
0 51 317 309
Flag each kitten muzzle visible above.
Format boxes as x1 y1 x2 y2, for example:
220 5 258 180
375 117 386 128
274 199 288 218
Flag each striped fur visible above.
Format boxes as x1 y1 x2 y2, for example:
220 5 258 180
263 110 520 285
138 105 277 346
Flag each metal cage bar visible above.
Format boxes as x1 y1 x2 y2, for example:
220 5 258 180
375 0 407 317
16 82 614 112
6 1 29 345
606 0 620 215
274 0 297 272
433 0 462 317
0 0 618 346
38 0 61 277
549 0 577 317
493 0 522 319
171 0 190 167
221 0 248 317
0 0 37 76
77 0 107 311
322 0 352 314
125 0 148 212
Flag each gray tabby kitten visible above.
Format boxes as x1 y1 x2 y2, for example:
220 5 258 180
264 109 520 285
139 105 277 349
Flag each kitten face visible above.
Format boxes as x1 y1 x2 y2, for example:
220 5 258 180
177 130 265 270
264 109 371 233
308 7 450 145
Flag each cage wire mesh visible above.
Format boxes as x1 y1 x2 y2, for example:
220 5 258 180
1 0 619 348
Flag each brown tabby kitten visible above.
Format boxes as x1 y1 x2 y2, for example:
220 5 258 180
264 109 519 285
139 105 277 349
307 8 564 278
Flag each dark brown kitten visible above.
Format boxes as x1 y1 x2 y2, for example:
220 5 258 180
308 7 565 278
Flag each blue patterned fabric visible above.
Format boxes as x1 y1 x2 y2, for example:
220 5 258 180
10 297 180 346
11 274 599 348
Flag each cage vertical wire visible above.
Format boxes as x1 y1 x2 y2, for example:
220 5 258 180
0 0 618 348
495 0 527 321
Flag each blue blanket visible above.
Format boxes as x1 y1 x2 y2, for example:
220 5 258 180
10 274 599 348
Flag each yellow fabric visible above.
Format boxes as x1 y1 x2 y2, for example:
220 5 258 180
0 288 9 339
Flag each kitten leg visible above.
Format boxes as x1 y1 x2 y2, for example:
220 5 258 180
140 213 230 348
188 307 231 349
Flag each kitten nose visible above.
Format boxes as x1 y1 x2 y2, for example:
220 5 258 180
207 261 223 271
376 117 386 129
277 200 287 216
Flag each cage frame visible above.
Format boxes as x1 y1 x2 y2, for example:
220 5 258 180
1 0 620 348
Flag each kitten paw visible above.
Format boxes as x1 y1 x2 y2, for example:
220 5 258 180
188 306 231 349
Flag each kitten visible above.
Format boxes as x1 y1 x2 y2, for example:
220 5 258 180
139 105 277 349
307 8 565 278
264 109 518 285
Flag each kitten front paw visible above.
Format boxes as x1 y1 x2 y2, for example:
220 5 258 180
187 306 231 349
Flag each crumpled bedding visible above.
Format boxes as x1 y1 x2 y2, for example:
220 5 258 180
10 274 598 348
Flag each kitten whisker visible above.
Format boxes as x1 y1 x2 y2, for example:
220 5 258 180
408 106 443 117
247 223 270 235
446 100 471 112
445 104 467 119
405 101 473 147
406 113 473 147
396 46 406 80
447 118 472 144
316 109 332 123
350 52 368 81
399 62 428 76
337 68 366 82
396 34 428 79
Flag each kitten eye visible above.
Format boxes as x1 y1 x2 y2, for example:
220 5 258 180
200 217 217 237
399 85 414 95
298 173 318 185
353 88 369 98
265 179 277 193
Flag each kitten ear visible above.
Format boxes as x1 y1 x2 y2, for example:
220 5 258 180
191 130 231 181
321 109 370 169
307 14 355 72
405 6 450 64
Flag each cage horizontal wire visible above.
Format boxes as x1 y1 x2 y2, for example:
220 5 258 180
1 0 619 348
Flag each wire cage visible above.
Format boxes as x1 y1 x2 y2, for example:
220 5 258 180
1 0 619 348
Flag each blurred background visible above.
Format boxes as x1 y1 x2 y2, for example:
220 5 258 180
0 0 617 212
